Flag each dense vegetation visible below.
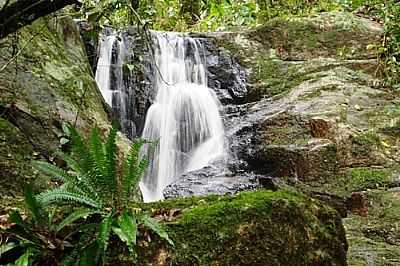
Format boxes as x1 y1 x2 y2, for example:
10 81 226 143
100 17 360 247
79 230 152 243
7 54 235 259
0 124 172 265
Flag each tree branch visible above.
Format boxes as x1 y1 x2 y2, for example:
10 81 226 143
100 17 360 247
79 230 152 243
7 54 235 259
0 0 78 39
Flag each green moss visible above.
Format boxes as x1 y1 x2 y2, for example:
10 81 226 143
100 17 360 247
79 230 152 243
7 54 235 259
135 189 347 266
249 57 312 99
346 168 392 190
352 130 383 156
0 118 36 211
314 167 394 197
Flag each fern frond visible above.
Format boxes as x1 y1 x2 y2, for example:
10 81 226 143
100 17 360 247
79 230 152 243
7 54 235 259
37 187 101 209
122 139 148 202
32 160 76 184
139 214 174 246
54 151 83 175
112 211 137 255
89 126 105 173
24 185 43 222
65 123 91 172
104 126 118 197
97 212 113 255
56 208 101 232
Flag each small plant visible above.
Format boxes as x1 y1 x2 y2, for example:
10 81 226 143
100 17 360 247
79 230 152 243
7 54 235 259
1 123 173 265
0 186 68 265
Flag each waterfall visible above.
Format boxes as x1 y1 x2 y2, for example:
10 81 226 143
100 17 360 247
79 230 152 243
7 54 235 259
140 32 225 202
95 32 138 139
95 31 226 202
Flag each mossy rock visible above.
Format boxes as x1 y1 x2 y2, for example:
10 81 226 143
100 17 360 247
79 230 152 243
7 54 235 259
129 189 348 266
344 188 400 266
248 12 382 61
0 15 117 206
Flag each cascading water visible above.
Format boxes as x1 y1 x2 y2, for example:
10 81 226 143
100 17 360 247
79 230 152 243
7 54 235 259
95 32 141 139
140 32 226 202
95 31 226 202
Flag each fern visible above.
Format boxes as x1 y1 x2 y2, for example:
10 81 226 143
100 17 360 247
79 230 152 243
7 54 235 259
97 212 113 255
37 187 101 209
24 185 42 222
26 123 173 265
32 160 77 184
56 209 101 232
122 139 149 203
139 215 174 246
113 211 137 255
64 124 91 173
103 125 118 198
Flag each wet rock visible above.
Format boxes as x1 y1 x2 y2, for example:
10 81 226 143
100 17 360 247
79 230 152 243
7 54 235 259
163 166 262 199
189 35 248 104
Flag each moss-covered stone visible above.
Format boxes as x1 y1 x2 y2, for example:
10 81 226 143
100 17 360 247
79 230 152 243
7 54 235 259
0 15 115 207
344 188 400 266
130 189 348 266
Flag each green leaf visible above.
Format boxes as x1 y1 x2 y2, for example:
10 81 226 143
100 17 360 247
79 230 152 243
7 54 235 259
78 242 99 266
37 187 101 209
97 213 113 254
62 122 71 136
140 215 174 246
24 185 41 221
0 242 18 256
15 248 31 266
57 209 100 232
112 211 137 254
9 211 25 226
32 160 75 183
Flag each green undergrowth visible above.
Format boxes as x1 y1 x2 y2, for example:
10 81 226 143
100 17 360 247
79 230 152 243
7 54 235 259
135 189 347 266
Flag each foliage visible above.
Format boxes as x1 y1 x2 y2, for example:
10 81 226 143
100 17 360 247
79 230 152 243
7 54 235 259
1 124 172 265
379 0 400 89
0 186 67 265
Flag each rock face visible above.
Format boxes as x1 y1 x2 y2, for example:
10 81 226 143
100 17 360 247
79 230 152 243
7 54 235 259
0 17 117 209
130 190 347 266
202 12 398 181
161 12 400 198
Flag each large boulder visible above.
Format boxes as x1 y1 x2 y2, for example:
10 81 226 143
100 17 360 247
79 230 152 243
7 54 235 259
0 16 119 210
116 190 348 265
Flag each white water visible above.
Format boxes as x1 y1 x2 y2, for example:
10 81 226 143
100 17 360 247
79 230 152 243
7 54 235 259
139 32 226 202
95 34 134 137
95 34 116 106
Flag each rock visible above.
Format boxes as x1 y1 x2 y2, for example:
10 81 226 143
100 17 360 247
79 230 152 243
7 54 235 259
189 34 248 104
0 16 121 208
200 12 399 184
163 166 262 199
346 192 369 217
132 190 348 266
309 191 348 218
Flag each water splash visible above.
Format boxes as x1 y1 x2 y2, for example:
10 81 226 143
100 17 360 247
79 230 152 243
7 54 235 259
139 32 226 202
